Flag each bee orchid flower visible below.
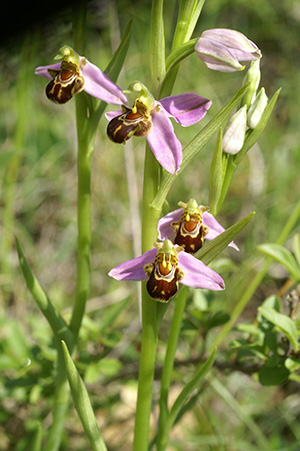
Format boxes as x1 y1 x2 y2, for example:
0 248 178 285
109 239 225 303
157 199 239 253
35 45 127 105
106 81 212 174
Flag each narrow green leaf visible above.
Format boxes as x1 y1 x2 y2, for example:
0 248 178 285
61 341 108 451
209 128 224 215
258 306 299 352
196 212 255 266
104 19 132 81
165 38 198 74
181 84 250 172
257 243 300 281
15 237 73 347
169 347 216 426
293 234 300 267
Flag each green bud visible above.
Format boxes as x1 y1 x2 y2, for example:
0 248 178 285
247 87 269 129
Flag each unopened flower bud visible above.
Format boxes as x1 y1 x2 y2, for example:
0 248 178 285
247 87 268 129
223 106 247 155
195 28 261 73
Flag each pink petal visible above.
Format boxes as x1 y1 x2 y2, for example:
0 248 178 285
201 29 260 55
80 57 127 105
178 252 225 290
108 248 157 281
195 38 244 72
159 94 212 126
35 63 62 79
157 208 183 240
146 110 182 174
105 110 123 121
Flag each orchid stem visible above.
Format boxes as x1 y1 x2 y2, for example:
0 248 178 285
133 147 161 451
157 289 187 450
133 0 167 447
70 0 92 341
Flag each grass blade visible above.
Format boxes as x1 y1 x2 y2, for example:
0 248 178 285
61 341 108 451
16 237 73 347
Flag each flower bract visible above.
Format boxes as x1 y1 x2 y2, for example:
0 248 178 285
35 46 127 105
109 239 225 303
106 81 212 174
195 28 261 73
158 199 239 253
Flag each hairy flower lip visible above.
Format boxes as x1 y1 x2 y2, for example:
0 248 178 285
108 241 225 292
195 28 261 73
158 207 239 251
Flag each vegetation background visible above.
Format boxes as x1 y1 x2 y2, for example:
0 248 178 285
1 0 300 449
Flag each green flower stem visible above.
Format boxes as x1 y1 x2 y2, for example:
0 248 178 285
157 289 187 450
69 112 93 340
133 0 168 445
72 0 87 54
212 197 300 349
133 146 161 451
150 0 165 94
133 284 158 451
69 0 92 341
215 155 237 214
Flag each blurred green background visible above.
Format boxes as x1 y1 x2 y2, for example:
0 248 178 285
1 0 300 449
